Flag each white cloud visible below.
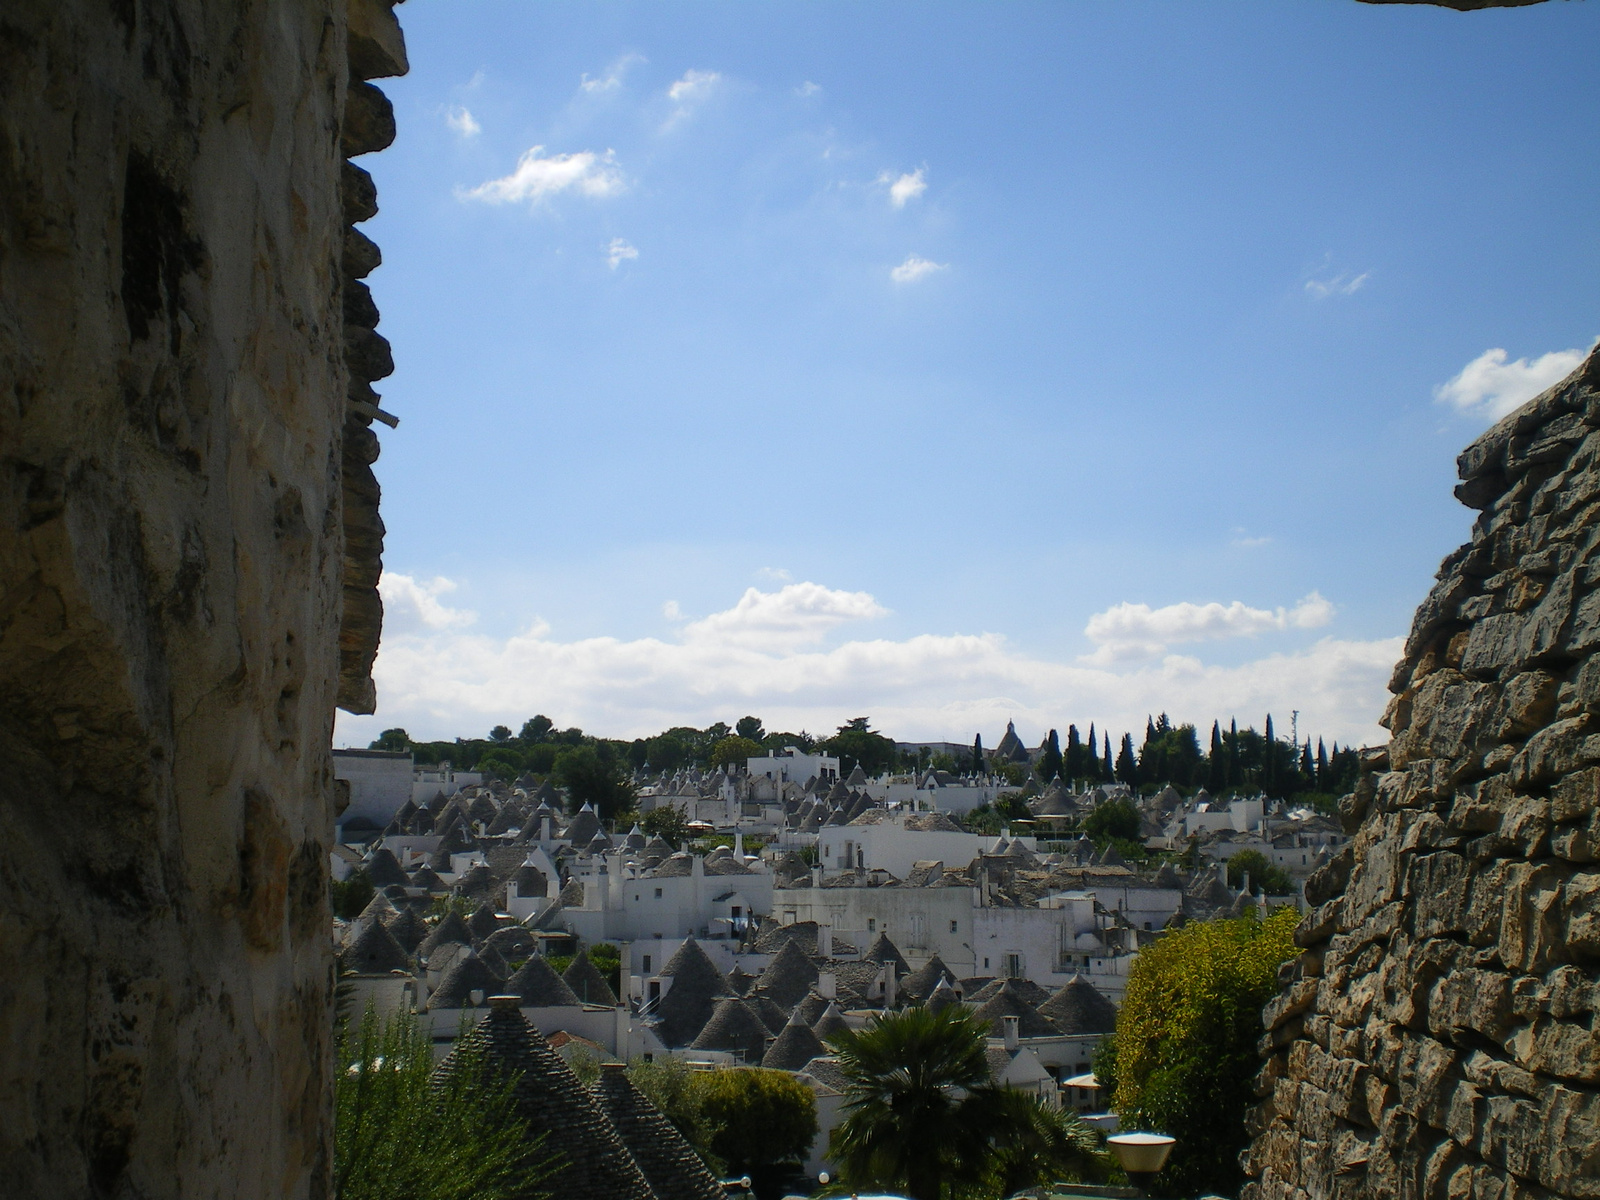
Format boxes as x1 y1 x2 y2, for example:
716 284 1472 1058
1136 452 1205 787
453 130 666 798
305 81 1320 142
379 573 477 632
1433 345 1589 423
1305 270 1369 299
663 69 722 129
680 582 888 651
1083 593 1335 664
334 580 1398 750
607 238 639 269
445 106 481 138
1231 528 1271 549
797 81 822 97
881 167 927 208
581 53 646 93
891 254 947 284
662 600 682 621
757 567 793 583
460 147 624 205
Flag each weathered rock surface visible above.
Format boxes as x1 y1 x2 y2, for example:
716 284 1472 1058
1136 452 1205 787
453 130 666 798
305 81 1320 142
1244 345 1600 1200
0 1 404 1196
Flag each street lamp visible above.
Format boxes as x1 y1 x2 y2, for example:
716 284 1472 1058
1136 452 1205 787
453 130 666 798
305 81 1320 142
1106 1132 1175 1197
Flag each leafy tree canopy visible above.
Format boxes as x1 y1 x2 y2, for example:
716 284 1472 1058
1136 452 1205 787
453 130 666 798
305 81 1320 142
1226 848 1295 896
693 1068 817 1176
639 804 690 848
551 744 635 822
1084 798 1141 845
1111 908 1300 1197
823 717 898 778
709 735 765 771
735 715 765 742
335 1005 552 1200
369 728 410 751
488 724 513 742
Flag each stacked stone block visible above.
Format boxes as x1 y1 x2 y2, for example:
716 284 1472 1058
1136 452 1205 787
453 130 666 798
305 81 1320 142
1244 346 1600 1200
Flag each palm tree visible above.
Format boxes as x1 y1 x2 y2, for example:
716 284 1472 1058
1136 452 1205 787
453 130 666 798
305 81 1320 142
827 1006 1102 1200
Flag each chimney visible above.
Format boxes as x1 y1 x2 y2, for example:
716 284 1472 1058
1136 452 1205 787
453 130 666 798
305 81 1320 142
818 923 832 958
1003 1014 1020 1051
818 971 836 999
883 965 897 1009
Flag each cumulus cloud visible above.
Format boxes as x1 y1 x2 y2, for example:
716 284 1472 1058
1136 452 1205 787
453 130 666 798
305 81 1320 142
796 81 822 97
334 580 1398 750
379 573 477 632
680 582 888 650
607 238 639 269
1434 345 1589 423
460 147 624 205
1083 593 1334 664
581 53 646 93
663 69 722 128
445 106 481 138
891 254 947 284
881 167 927 208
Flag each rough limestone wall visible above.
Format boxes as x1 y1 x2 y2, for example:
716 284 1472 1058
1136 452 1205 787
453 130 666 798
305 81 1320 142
0 1 401 1196
1244 346 1600 1200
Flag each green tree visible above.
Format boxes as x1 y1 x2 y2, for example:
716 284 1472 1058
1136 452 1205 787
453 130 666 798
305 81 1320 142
1208 721 1227 792
693 1068 817 1189
1037 728 1063 782
1226 849 1294 896
1084 798 1140 845
709 735 764 771
331 869 375 920
519 715 554 742
588 942 623 995
1111 909 1300 1197
334 1005 552 1200
640 804 690 848
1115 733 1139 788
972 732 984 773
824 718 898 778
488 724 513 742
552 744 635 821
829 1005 1099 1200
369 728 411 751
628 1057 722 1170
735 715 765 742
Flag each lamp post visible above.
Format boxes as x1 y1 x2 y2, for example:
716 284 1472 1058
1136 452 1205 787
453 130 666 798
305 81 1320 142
1106 1132 1175 1198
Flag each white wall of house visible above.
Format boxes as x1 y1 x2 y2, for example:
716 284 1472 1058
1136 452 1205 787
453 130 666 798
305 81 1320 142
334 749 415 828
411 762 482 803
747 748 840 785
816 817 1026 878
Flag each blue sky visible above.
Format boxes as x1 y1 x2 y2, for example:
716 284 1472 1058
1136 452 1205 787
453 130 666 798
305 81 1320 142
335 0 1600 752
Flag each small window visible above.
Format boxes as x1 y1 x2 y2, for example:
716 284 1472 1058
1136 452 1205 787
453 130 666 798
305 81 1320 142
868 918 876 932
732 906 742 919
950 920 958 933
983 957 990 970
654 887 663 899
642 954 652 972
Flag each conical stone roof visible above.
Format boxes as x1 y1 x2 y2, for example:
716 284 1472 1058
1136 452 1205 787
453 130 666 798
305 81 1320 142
419 910 476 959
812 1001 850 1044
971 980 1061 1039
1038 975 1118 1036
430 953 504 1009
724 963 755 996
925 976 959 1015
503 955 583 1008
652 938 734 1047
341 919 412 975
795 990 830 1027
565 950 619 1006
467 900 501 941
435 1000 655 1200
383 905 427 954
861 932 910 976
755 939 820 1009
902 954 957 1002
762 1008 827 1071
746 991 790 1034
564 806 601 847
409 864 446 892
593 1063 724 1200
362 848 410 888
690 996 772 1062
968 976 1052 1008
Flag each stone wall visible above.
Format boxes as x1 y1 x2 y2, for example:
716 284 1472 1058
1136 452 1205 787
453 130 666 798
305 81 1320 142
0 1 401 1196
1245 346 1600 1200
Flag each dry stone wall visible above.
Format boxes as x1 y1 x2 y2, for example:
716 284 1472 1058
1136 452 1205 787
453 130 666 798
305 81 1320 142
1245 346 1600 1200
0 1 402 1196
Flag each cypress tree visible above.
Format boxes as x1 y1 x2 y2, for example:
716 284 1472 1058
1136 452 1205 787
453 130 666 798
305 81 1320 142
1263 715 1277 795
972 732 984 775
1103 734 1114 781
1316 738 1329 789
1229 718 1239 788
1040 729 1063 782
1116 733 1139 789
1208 721 1226 792
1065 724 1083 781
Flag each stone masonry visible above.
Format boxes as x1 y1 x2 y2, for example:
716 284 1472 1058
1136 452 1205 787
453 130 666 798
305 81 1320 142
1244 345 1600 1200
0 2 401 1197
